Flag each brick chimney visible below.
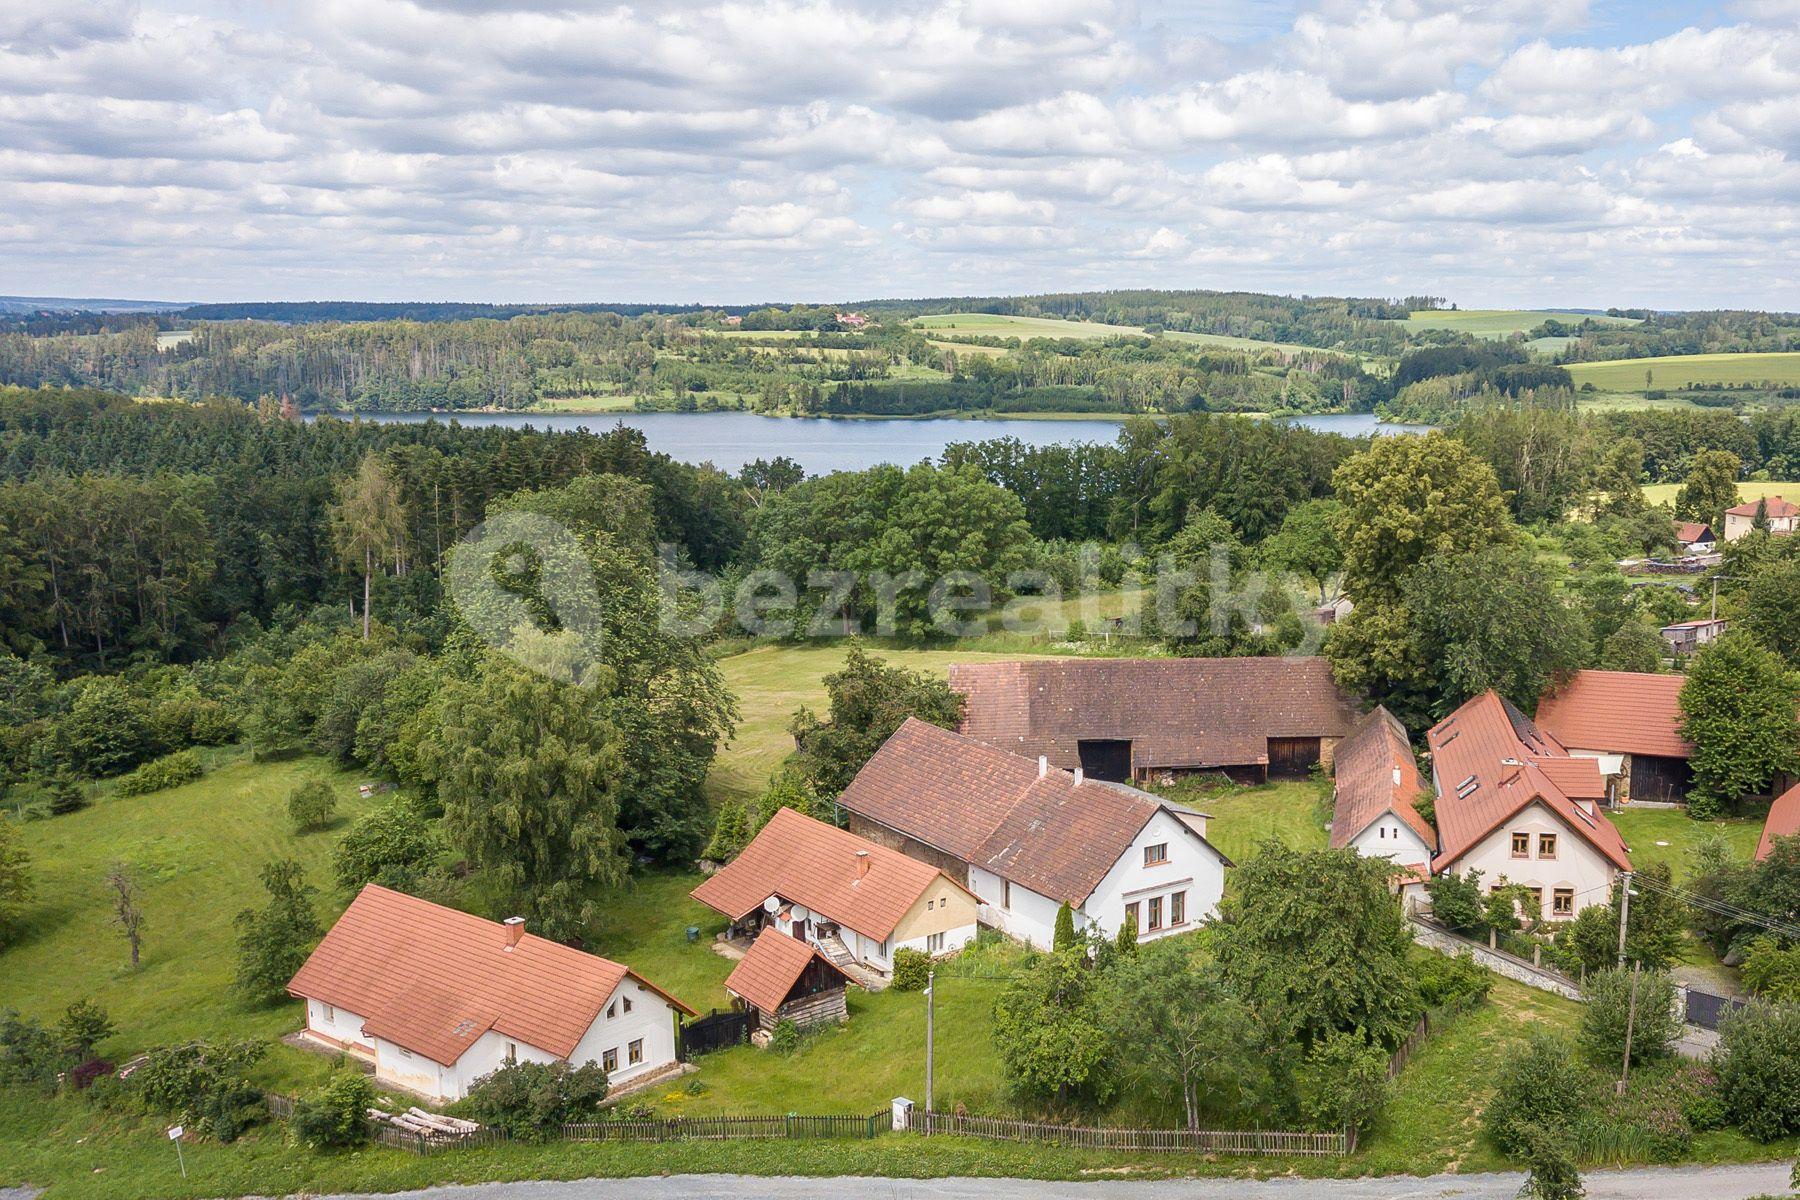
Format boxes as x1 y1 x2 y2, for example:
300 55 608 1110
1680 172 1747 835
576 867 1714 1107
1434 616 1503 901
503 916 525 950
855 850 870 880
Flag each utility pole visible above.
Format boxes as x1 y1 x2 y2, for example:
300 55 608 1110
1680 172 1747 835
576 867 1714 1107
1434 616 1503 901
924 967 936 1115
1618 960 1642 1096
1616 871 1633 968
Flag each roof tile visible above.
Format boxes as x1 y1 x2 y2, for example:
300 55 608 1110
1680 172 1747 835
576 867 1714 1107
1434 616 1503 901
723 927 852 1015
1535 670 1693 760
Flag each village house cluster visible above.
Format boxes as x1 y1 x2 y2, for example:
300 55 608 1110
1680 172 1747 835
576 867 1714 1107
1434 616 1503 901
285 655 1794 1104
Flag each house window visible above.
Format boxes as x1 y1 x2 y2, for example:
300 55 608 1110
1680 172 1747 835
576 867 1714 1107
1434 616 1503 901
628 1039 644 1066
1170 891 1185 927
927 900 934 911
399 1047 412 1059
322 1004 334 1022
1529 887 1543 914
1144 843 1169 867
1147 896 1163 931
607 1001 617 1019
1538 833 1558 860
1002 879 1011 909
623 996 633 1014
1124 900 1140 931
1553 888 1574 916
1511 832 1530 858
927 932 945 953
505 1041 517 1064
603 1048 618 1073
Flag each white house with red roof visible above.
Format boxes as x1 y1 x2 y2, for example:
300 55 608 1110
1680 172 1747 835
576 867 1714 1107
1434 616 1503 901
1425 692 1631 920
838 718 1232 950
1329 706 1435 879
1723 495 1800 542
288 886 695 1102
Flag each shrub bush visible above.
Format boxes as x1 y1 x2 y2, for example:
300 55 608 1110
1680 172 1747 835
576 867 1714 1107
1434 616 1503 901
291 1070 375 1149
891 947 930 992
1295 1030 1390 1134
1414 952 1492 1010
134 1039 268 1142
1484 1032 1598 1155
463 1060 608 1141
1579 969 1677 1068
113 749 204 797
0 1009 65 1091
1714 1002 1800 1141
767 1018 801 1055
286 777 339 833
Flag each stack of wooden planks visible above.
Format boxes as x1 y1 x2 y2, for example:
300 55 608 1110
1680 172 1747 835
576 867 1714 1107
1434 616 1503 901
367 1106 483 1139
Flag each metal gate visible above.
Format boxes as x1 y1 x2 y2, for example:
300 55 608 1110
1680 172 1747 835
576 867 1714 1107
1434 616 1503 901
1684 988 1745 1031
679 1008 751 1059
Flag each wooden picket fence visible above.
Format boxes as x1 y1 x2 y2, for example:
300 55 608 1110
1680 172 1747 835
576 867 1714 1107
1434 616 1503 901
563 1112 889 1142
912 1110 1351 1157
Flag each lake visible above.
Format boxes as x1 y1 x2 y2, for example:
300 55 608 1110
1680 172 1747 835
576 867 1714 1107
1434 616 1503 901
346 410 1430 475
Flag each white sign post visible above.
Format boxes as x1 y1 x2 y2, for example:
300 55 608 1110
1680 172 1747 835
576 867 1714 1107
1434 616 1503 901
167 1125 186 1178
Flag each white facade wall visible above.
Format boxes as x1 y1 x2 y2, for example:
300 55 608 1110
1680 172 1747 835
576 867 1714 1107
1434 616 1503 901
312 978 683 1104
304 998 374 1054
1084 809 1227 943
965 810 1227 950
1442 800 1620 920
1348 814 1433 868
894 923 978 957
968 864 1064 949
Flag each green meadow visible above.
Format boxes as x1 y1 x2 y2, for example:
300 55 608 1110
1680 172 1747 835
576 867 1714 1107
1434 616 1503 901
1567 351 1800 394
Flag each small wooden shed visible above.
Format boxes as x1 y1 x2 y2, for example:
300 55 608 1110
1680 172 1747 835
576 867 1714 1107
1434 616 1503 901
724 927 854 1032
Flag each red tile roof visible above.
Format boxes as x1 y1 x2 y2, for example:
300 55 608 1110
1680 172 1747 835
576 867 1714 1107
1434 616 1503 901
723 927 853 1015
1427 692 1632 875
1727 496 1800 518
1758 782 1800 861
1676 522 1712 544
1534 670 1693 760
948 657 1356 770
287 885 693 1067
839 718 1230 905
1329 706 1436 850
690 807 964 942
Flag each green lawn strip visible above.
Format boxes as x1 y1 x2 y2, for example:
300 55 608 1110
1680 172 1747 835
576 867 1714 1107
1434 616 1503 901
0 755 379 1051
1610 807 1764 883
1355 976 1577 1176
1642 479 1800 508
1186 782 1328 864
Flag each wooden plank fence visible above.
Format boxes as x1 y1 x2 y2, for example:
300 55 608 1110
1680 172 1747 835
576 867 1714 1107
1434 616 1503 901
913 1110 1350 1157
564 1112 889 1142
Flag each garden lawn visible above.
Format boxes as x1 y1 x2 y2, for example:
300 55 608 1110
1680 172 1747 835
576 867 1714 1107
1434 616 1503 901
706 643 1062 802
1610 806 1764 882
0 753 378 1055
1179 781 1328 863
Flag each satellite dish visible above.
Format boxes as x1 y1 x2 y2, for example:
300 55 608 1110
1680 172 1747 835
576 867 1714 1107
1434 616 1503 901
763 895 780 913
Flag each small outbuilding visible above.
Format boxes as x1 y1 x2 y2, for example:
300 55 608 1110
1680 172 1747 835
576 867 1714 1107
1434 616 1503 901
725 927 856 1033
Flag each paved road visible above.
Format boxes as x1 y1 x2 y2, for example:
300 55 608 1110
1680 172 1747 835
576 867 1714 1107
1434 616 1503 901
290 1163 1795 1200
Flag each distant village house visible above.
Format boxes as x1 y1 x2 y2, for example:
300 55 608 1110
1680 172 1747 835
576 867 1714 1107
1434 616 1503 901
1661 618 1727 654
1722 496 1800 541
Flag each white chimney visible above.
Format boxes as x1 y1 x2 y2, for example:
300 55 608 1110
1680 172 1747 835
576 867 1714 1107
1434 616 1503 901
503 916 525 950
1392 766 1402 786
855 850 870 880
1073 768 1084 786
1038 755 1048 778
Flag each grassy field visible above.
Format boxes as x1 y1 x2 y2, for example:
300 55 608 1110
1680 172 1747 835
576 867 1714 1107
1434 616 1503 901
530 393 638 413
1395 310 1639 339
1642 479 1800 508
1611 805 1764 882
1568 352 1800 394
914 312 1315 355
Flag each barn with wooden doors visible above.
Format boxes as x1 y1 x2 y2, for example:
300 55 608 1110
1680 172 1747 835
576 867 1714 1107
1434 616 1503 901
1534 670 1694 804
946 657 1357 785
724 927 855 1033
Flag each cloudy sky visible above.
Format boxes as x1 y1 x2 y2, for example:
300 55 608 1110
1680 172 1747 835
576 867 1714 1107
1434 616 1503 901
1 0 1797 308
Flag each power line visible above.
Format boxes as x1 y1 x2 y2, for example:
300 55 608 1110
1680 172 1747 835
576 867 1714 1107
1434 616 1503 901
1627 872 1800 943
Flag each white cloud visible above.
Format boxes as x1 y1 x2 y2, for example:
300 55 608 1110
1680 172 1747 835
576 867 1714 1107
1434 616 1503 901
0 0 1792 306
